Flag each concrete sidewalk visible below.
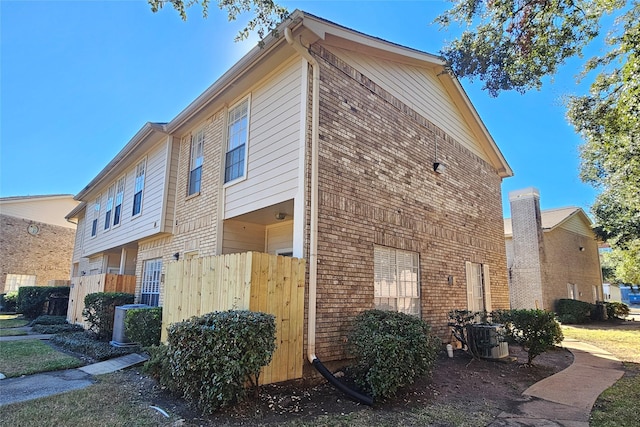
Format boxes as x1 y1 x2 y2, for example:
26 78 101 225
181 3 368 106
489 338 625 427
0 332 148 407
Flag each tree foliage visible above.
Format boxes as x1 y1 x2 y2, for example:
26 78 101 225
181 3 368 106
147 0 288 41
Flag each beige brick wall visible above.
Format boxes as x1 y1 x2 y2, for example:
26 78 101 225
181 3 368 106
542 227 603 309
309 44 509 362
0 214 75 293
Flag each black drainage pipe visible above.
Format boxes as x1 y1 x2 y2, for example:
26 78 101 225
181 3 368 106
311 357 374 406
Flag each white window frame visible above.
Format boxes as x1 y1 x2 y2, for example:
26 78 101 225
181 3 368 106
374 245 421 316
5 274 36 291
568 283 578 300
113 176 125 227
132 158 146 217
224 97 250 185
140 258 162 307
466 261 492 312
104 184 115 231
188 128 205 196
91 195 101 238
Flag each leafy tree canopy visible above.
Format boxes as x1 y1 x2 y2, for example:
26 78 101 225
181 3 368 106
147 0 288 41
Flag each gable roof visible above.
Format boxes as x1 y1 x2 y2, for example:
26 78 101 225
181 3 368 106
504 207 593 237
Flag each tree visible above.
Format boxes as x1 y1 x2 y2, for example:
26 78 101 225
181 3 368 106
438 1 639 271
147 0 288 41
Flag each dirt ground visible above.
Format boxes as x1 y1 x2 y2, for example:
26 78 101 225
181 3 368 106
120 344 573 426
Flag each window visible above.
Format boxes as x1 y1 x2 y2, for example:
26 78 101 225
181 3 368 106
374 246 420 315
91 195 100 237
5 274 36 292
132 159 146 216
140 258 162 306
567 283 578 300
104 184 115 230
225 99 249 183
113 176 125 226
466 262 492 312
188 128 205 195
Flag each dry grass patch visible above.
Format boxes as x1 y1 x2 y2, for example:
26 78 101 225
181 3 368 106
0 340 83 377
0 371 176 427
562 323 640 363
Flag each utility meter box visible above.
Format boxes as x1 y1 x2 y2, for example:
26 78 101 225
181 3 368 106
111 304 149 347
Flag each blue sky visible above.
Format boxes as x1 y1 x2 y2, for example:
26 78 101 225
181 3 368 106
1 0 603 217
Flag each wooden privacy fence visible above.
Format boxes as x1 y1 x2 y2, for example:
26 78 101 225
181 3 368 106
162 252 306 385
67 274 136 326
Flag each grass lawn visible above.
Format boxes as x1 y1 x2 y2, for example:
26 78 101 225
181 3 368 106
0 371 174 427
562 322 640 427
0 314 29 329
0 328 28 337
0 340 84 377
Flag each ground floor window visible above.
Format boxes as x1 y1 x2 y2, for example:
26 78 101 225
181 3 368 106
5 274 36 292
374 245 420 316
140 258 162 306
466 261 492 312
567 283 578 300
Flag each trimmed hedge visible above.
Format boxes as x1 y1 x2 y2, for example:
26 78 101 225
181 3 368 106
32 323 84 334
31 315 68 326
17 286 70 319
158 310 276 413
348 310 440 400
556 299 593 324
124 307 162 347
82 292 134 341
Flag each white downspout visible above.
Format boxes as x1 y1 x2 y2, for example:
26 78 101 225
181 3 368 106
285 26 319 364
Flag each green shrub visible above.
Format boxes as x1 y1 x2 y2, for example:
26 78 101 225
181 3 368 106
556 299 594 324
349 309 440 400
162 310 276 414
82 292 134 341
124 307 162 347
142 344 174 389
605 301 630 319
31 315 68 326
50 331 138 360
492 309 563 365
0 291 18 312
32 323 84 334
17 286 70 319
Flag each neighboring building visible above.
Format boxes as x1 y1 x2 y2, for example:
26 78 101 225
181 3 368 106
67 11 512 373
0 194 79 293
505 187 603 310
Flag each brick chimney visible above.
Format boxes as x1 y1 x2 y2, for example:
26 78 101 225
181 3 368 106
508 187 545 309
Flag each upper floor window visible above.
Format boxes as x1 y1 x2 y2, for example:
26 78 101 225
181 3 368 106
132 158 146 217
225 98 249 183
188 128 205 195
104 184 115 230
374 245 420 316
113 176 125 226
91 195 101 237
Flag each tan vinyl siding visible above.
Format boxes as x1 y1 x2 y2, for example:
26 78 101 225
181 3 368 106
162 136 180 232
81 138 171 257
224 58 302 218
0 196 79 229
72 212 86 263
222 220 265 254
559 215 593 237
266 221 293 254
331 47 489 162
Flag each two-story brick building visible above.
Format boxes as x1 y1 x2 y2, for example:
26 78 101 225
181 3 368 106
67 10 512 377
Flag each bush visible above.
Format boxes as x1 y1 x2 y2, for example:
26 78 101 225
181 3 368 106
556 299 594 324
492 309 563 365
31 315 68 326
17 286 70 319
32 323 84 334
0 291 18 312
50 331 138 360
82 292 134 341
142 344 174 389
124 307 162 347
349 310 440 400
605 301 630 319
161 310 276 414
